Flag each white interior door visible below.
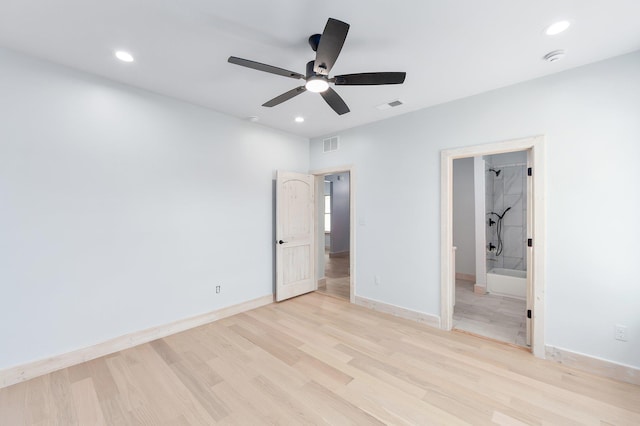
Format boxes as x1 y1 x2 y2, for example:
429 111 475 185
276 171 316 302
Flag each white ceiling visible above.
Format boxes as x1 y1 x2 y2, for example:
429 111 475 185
1 0 639 138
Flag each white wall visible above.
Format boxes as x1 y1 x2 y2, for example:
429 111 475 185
0 48 309 370
324 181 331 249
310 51 640 368
452 158 475 276
326 173 350 254
473 157 486 288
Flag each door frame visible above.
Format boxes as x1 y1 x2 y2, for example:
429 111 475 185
440 136 546 357
311 165 356 303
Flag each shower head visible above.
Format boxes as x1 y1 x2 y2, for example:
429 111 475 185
489 168 501 177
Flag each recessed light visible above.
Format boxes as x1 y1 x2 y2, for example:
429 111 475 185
545 20 570 36
294 116 305 123
115 50 134 62
247 116 260 122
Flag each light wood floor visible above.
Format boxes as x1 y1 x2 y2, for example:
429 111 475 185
453 279 527 347
316 251 349 300
2 292 639 425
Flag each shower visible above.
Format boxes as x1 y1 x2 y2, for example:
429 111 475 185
485 151 528 273
487 166 508 256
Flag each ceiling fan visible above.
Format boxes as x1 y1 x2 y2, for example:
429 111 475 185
228 18 406 115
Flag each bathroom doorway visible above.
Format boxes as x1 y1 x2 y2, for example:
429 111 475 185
452 151 529 347
440 136 546 357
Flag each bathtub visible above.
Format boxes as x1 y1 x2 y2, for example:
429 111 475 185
487 268 527 299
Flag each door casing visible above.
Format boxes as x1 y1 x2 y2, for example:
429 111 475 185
441 136 546 357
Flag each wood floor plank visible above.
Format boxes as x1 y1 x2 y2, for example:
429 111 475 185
70 377 106 426
342 377 469 425
129 344 220 425
300 380 384 425
47 369 78 425
1 292 639 425
0 380 27 425
212 381 272 426
206 358 296 424
104 353 161 424
24 376 52 425
250 374 326 425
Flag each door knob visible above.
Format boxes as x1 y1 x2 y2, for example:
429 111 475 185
278 240 287 245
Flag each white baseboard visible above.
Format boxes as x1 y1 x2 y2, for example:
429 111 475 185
473 284 487 294
355 296 440 329
0 294 274 389
317 277 327 288
545 345 639 386
455 272 476 282
329 251 349 258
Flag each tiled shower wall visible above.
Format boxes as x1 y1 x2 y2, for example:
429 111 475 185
485 158 527 271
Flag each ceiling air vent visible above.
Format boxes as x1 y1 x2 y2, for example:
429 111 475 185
376 99 404 110
323 136 339 153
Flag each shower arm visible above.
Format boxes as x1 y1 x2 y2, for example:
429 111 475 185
490 206 511 220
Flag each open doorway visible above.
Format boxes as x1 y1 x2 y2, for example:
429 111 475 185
452 151 529 347
311 166 355 303
441 136 546 357
316 172 351 300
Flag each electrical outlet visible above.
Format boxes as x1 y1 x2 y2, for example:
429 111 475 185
216 285 221 294
614 325 628 341
374 275 381 286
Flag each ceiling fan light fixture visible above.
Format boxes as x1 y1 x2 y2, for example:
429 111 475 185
305 77 329 93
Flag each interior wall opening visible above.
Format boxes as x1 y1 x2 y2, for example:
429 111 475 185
452 151 530 348
316 172 351 301
441 135 545 357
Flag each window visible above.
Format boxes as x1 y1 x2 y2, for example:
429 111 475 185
324 194 331 232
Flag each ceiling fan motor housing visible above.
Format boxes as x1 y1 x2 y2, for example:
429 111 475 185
306 60 325 79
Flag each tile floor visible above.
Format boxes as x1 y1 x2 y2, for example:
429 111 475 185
316 251 350 300
453 279 528 347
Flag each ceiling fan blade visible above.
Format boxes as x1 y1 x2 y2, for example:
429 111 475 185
334 72 406 85
228 56 304 80
313 18 350 76
262 86 307 107
320 87 350 115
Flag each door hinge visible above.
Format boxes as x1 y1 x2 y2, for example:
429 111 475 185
527 167 532 176
527 309 532 319
527 238 533 247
